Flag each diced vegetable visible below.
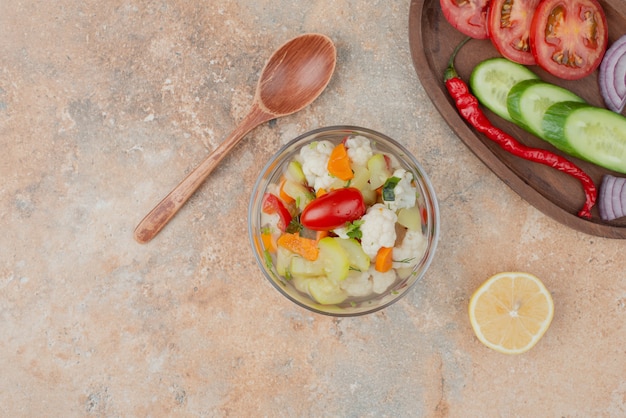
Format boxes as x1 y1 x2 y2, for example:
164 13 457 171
276 246 294 277
279 179 295 204
261 230 276 252
367 153 392 189
374 247 393 273
351 164 377 205
285 160 306 183
277 233 319 261
315 230 329 241
382 176 401 202
350 164 370 190
327 143 354 181
397 206 422 231
281 180 314 211
335 237 370 272
469 57 539 122
317 237 350 282
290 255 324 277
262 193 292 232
292 275 347 305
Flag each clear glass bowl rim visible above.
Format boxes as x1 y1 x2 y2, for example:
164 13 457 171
248 125 440 317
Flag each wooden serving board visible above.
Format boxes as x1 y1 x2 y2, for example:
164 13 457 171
409 0 626 238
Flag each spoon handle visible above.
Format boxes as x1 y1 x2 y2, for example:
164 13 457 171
134 103 272 243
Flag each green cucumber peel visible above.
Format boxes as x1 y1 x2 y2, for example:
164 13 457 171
469 57 539 122
543 101 626 173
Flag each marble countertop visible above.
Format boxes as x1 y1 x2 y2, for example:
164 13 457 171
2 0 625 416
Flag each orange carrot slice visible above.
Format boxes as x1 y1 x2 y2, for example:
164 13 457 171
315 230 329 242
375 247 393 272
277 233 319 261
261 231 276 252
279 178 295 204
327 143 354 181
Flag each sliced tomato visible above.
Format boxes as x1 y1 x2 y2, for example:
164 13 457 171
262 193 292 232
529 0 608 80
487 0 541 65
440 0 490 40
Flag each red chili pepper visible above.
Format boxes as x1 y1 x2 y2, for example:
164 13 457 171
443 38 597 219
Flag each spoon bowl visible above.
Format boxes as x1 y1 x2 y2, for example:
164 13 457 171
134 33 336 243
257 34 336 115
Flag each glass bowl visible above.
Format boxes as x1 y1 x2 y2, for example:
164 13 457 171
248 126 439 316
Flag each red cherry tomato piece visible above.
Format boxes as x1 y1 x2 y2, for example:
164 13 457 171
487 0 541 65
440 0 490 40
300 188 366 231
529 0 608 80
262 193 292 232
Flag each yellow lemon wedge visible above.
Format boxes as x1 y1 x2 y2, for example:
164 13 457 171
468 272 554 354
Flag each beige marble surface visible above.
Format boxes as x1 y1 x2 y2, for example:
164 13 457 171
1 0 625 416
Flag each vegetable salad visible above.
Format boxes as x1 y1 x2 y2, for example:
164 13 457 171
259 133 429 306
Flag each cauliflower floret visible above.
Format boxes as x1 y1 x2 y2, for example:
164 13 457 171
341 267 397 297
261 211 281 232
260 183 282 232
370 268 397 294
340 270 373 297
360 203 397 258
345 135 373 166
392 229 427 269
383 168 417 211
296 140 335 192
332 225 350 239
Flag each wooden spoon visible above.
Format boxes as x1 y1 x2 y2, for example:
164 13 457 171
134 33 336 243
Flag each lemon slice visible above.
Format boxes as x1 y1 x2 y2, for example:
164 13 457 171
469 272 554 354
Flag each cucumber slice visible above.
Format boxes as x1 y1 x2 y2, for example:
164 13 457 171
397 206 422 231
290 256 324 277
352 165 377 205
307 276 347 305
543 101 626 173
469 58 539 122
350 164 370 190
292 275 347 305
335 238 370 272
282 180 314 210
317 237 350 283
507 79 585 139
285 160 306 183
276 246 294 277
367 153 391 189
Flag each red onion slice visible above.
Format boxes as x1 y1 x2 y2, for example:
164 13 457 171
598 174 626 221
614 53 626 111
616 54 626 98
599 175 615 220
617 178 626 219
599 35 626 113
